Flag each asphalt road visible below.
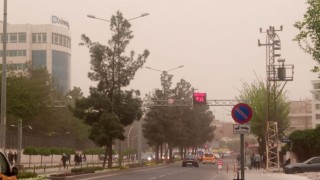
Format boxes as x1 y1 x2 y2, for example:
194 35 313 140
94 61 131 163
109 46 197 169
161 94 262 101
69 162 233 180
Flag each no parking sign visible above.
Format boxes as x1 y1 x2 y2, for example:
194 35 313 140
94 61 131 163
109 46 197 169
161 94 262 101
231 103 253 124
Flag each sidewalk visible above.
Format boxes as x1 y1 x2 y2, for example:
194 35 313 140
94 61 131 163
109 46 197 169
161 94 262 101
233 168 318 180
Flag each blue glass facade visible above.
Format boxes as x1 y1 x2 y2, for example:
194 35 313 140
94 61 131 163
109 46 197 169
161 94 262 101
52 50 71 94
32 50 70 95
32 50 47 68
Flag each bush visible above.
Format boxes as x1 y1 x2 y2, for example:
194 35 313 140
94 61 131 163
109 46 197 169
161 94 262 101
71 166 103 174
17 171 38 179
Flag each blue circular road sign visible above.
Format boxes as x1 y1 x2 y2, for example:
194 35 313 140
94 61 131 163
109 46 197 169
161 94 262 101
231 103 253 124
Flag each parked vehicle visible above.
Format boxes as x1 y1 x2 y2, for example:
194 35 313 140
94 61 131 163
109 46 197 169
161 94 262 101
0 150 18 179
283 156 320 174
182 155 199 167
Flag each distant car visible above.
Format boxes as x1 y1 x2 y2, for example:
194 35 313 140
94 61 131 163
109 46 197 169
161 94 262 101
197 151 204 162
203 153 215 164
283 156 320 174
182 155 199 167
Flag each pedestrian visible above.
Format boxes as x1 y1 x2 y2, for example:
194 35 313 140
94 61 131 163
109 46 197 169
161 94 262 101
74 153 80 166
254 153 261 170
7 151 13 164
13 152 17 164
236 153 241 165
61 153 68 169
250 153 255 170
67 154 71 164
82 154 86 164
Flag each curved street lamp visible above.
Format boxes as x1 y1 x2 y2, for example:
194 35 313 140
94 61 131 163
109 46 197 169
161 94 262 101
10 119 32 165
87 13 149 22
145 65 184 73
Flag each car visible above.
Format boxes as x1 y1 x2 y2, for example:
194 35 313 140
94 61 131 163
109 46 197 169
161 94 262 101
197 151 204 162
203 153 215 164
182 155 199 167
0 150 18 179
283 156 320 174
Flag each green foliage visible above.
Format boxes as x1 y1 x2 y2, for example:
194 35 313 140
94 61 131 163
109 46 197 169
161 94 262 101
73 11 149 169
290 126 320 161
82 147 105 155
70 166 103 173
23 146 39 155
237 77 290 154
143 76 215 161
0 66 53 125
23 147 75 156
294 0 320 73
17 171 37 179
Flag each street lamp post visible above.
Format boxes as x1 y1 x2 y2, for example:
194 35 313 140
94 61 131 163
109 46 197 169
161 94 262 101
145 65 184 74
10 119 32 165
127 126 133 149
0 0 8 151
87 13 149 22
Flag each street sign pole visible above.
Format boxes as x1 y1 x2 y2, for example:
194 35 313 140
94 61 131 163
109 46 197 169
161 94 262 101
232 103 253 180
240 134 245 180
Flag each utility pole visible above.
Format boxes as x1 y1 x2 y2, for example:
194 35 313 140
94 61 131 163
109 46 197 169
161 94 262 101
258 26 294 169
0 0 8 151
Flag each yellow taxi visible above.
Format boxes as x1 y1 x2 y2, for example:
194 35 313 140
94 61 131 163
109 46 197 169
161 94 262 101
202 153 215 164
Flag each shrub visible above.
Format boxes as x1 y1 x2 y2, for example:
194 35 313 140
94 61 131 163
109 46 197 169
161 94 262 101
71 166 103 174
17 171 37 179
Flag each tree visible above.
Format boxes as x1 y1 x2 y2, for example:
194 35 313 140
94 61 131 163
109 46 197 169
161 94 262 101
74 11 149 168
289 126 320 161
143 75 215 162
237 78 290 154
294 0 320 73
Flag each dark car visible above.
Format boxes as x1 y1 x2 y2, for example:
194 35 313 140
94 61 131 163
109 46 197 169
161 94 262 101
283 156 320 174
182 155 199 167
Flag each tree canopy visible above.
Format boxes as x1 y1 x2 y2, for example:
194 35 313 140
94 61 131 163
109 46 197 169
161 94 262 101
294 0 320 73
237 78 290 154
73 11 149 168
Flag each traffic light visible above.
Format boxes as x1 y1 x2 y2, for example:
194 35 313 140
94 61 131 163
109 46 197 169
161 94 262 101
193 92 207 105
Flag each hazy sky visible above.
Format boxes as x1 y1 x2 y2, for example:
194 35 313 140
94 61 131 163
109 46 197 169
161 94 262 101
1 0 318 121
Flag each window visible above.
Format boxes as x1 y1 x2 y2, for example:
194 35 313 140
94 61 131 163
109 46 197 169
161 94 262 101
316 94 320 100
32 34 37 43
52 33 71 48
316 114 320 120
32 33 47 43
315 83 320 90
316 104 320 110
0 34 8 43
42 33 47 43
18 33 26 43
9 33 17 43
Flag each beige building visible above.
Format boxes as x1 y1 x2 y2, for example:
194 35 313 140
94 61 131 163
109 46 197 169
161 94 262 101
287 100 312 133
310 80 320 128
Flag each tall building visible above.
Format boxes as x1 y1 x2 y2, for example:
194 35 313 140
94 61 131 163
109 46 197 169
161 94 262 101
0 17 71 94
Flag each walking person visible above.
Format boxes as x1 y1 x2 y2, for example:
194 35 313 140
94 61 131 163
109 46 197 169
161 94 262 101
61 153 68 169
254 153 261 170
7 151 13 165
13 152 17 164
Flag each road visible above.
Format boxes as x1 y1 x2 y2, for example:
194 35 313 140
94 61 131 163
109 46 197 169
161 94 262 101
59 160 312 180
70 162 231 180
